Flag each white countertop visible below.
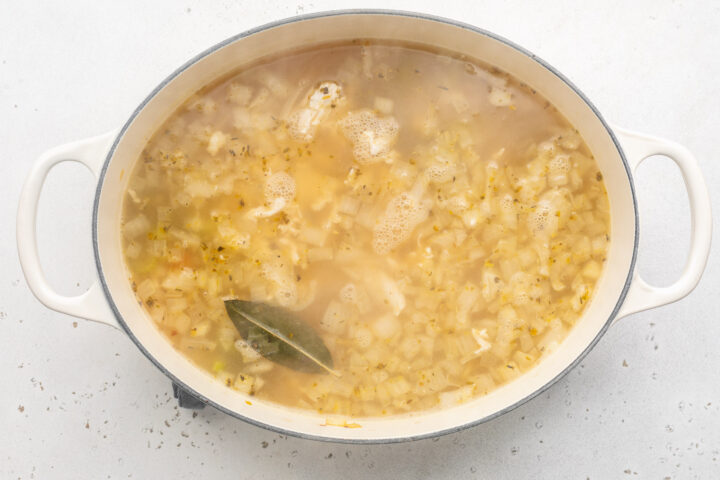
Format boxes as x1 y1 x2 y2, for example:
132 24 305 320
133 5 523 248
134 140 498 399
2 1 719 478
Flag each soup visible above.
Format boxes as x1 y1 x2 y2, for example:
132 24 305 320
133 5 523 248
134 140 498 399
121 42 610 417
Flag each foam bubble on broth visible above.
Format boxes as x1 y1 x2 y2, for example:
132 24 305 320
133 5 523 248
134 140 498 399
340 109 399 164
264 171 295 203
120 41 611 418
372 192 429 255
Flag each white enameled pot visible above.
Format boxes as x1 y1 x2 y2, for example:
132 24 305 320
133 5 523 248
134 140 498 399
17 10 712 443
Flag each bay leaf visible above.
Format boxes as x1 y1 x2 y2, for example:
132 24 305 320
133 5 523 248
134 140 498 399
224 299 338 375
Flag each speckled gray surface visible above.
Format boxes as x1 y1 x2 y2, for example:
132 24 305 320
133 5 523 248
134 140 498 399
2 1 719 478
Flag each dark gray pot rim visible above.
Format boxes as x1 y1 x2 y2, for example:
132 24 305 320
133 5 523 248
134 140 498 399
92 8 638 445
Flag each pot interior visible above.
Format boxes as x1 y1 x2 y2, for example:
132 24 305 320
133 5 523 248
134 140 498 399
94 11 635 442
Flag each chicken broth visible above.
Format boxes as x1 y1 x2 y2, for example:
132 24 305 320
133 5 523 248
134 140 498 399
122 42 610 417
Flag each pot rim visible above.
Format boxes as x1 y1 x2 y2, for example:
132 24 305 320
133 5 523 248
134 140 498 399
92 8 638 444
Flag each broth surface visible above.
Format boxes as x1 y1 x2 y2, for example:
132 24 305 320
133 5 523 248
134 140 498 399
121 42 610 417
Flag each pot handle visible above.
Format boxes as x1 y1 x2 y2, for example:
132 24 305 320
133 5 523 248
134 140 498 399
613 126 712 321
17 130 121 329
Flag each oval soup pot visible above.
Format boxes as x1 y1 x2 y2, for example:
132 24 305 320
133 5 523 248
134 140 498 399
17 10 712 443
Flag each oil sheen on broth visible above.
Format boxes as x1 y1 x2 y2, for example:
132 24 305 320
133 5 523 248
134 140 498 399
121 42 610 417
